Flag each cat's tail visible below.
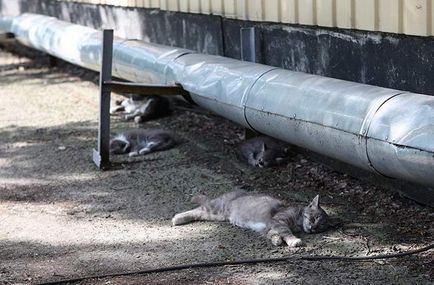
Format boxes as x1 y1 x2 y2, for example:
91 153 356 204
191 194 209 205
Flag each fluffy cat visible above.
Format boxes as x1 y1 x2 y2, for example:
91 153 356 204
238 136 292 168
110 129 176 157
172 190 329 247
110 95 171 123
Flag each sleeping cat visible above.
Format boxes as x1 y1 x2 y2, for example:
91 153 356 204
238 136 292 168
110 95 171 123
172 190 329 247
110 129 176 157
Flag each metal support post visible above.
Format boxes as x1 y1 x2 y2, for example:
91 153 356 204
93 29 113 170
92 30 190 169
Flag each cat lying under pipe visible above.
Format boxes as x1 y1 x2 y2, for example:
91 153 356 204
110 129 176 157
238 136 294 168
110 95 171 124
173 190 329 247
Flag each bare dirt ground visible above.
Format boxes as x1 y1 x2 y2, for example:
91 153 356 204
0 45 433 285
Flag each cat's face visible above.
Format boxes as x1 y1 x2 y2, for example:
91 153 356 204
302 195 329 233
254 144 286 168
109 138 130 154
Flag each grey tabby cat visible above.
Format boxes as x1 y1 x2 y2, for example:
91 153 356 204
110 95 171 123
110 129 176 157
238 136 291 168
172 190 329 247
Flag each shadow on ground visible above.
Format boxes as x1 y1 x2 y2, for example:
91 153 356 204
0 46 432 285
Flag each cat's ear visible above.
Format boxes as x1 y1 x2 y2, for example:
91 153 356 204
309 195 320 209
261 143 268 152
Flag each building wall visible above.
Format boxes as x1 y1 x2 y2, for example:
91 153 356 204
59 0 434 37
1 0 434 97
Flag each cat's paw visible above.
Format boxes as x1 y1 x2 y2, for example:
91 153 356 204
139 148 150 155
172 214 185 226
128 152 139 157
134 116 143 124
270 235 283 246
285 237 303 248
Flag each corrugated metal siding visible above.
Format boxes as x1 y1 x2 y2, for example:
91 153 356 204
58 0 434 36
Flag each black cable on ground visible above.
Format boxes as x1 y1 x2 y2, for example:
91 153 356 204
37 243 434 285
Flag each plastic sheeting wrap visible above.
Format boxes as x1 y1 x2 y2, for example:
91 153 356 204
170 54 276 126
8 13 191 84
1 13 434 191
0 15 12 32
11 14 101 70
113 39 191 84
367 93 434 185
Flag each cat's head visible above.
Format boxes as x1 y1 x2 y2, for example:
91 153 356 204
254 143 287 168
109 137 131 154
302 195 329 233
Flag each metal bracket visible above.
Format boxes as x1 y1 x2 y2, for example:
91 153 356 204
240 27 256 63
92 29 189 170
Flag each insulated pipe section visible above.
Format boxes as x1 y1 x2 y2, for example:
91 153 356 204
0 15 12 32
367 93 434 186
7 13 192 83
1 13 434 189
169 54 277 126
244 69 404 171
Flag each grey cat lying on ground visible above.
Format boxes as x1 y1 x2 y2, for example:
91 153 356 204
172 190 329 247
110 129 176 157
110 95 171 123
238 136 292 168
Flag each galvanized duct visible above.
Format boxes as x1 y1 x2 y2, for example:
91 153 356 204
1 13 434 190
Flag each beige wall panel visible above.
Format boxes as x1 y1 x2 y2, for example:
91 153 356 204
354 0 376 31
247 0 264 21
159 0 168 9
200 0 210 14
179 0 189 11
403 0 428 36
316 0 334 27
335 0 353 29
431 0 434 35
223 0 236 18
280 0 297 23
167 0 179 11
189 0 201 13
211 0 223 15
378 0 400 33
236 0 247 19
150 0 160 7
61 0 434 37
134 0 144 7
264 0 280 22
298 0 314 25
143 0 152 7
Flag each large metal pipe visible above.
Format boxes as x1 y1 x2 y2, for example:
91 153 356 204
2 13 433 193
